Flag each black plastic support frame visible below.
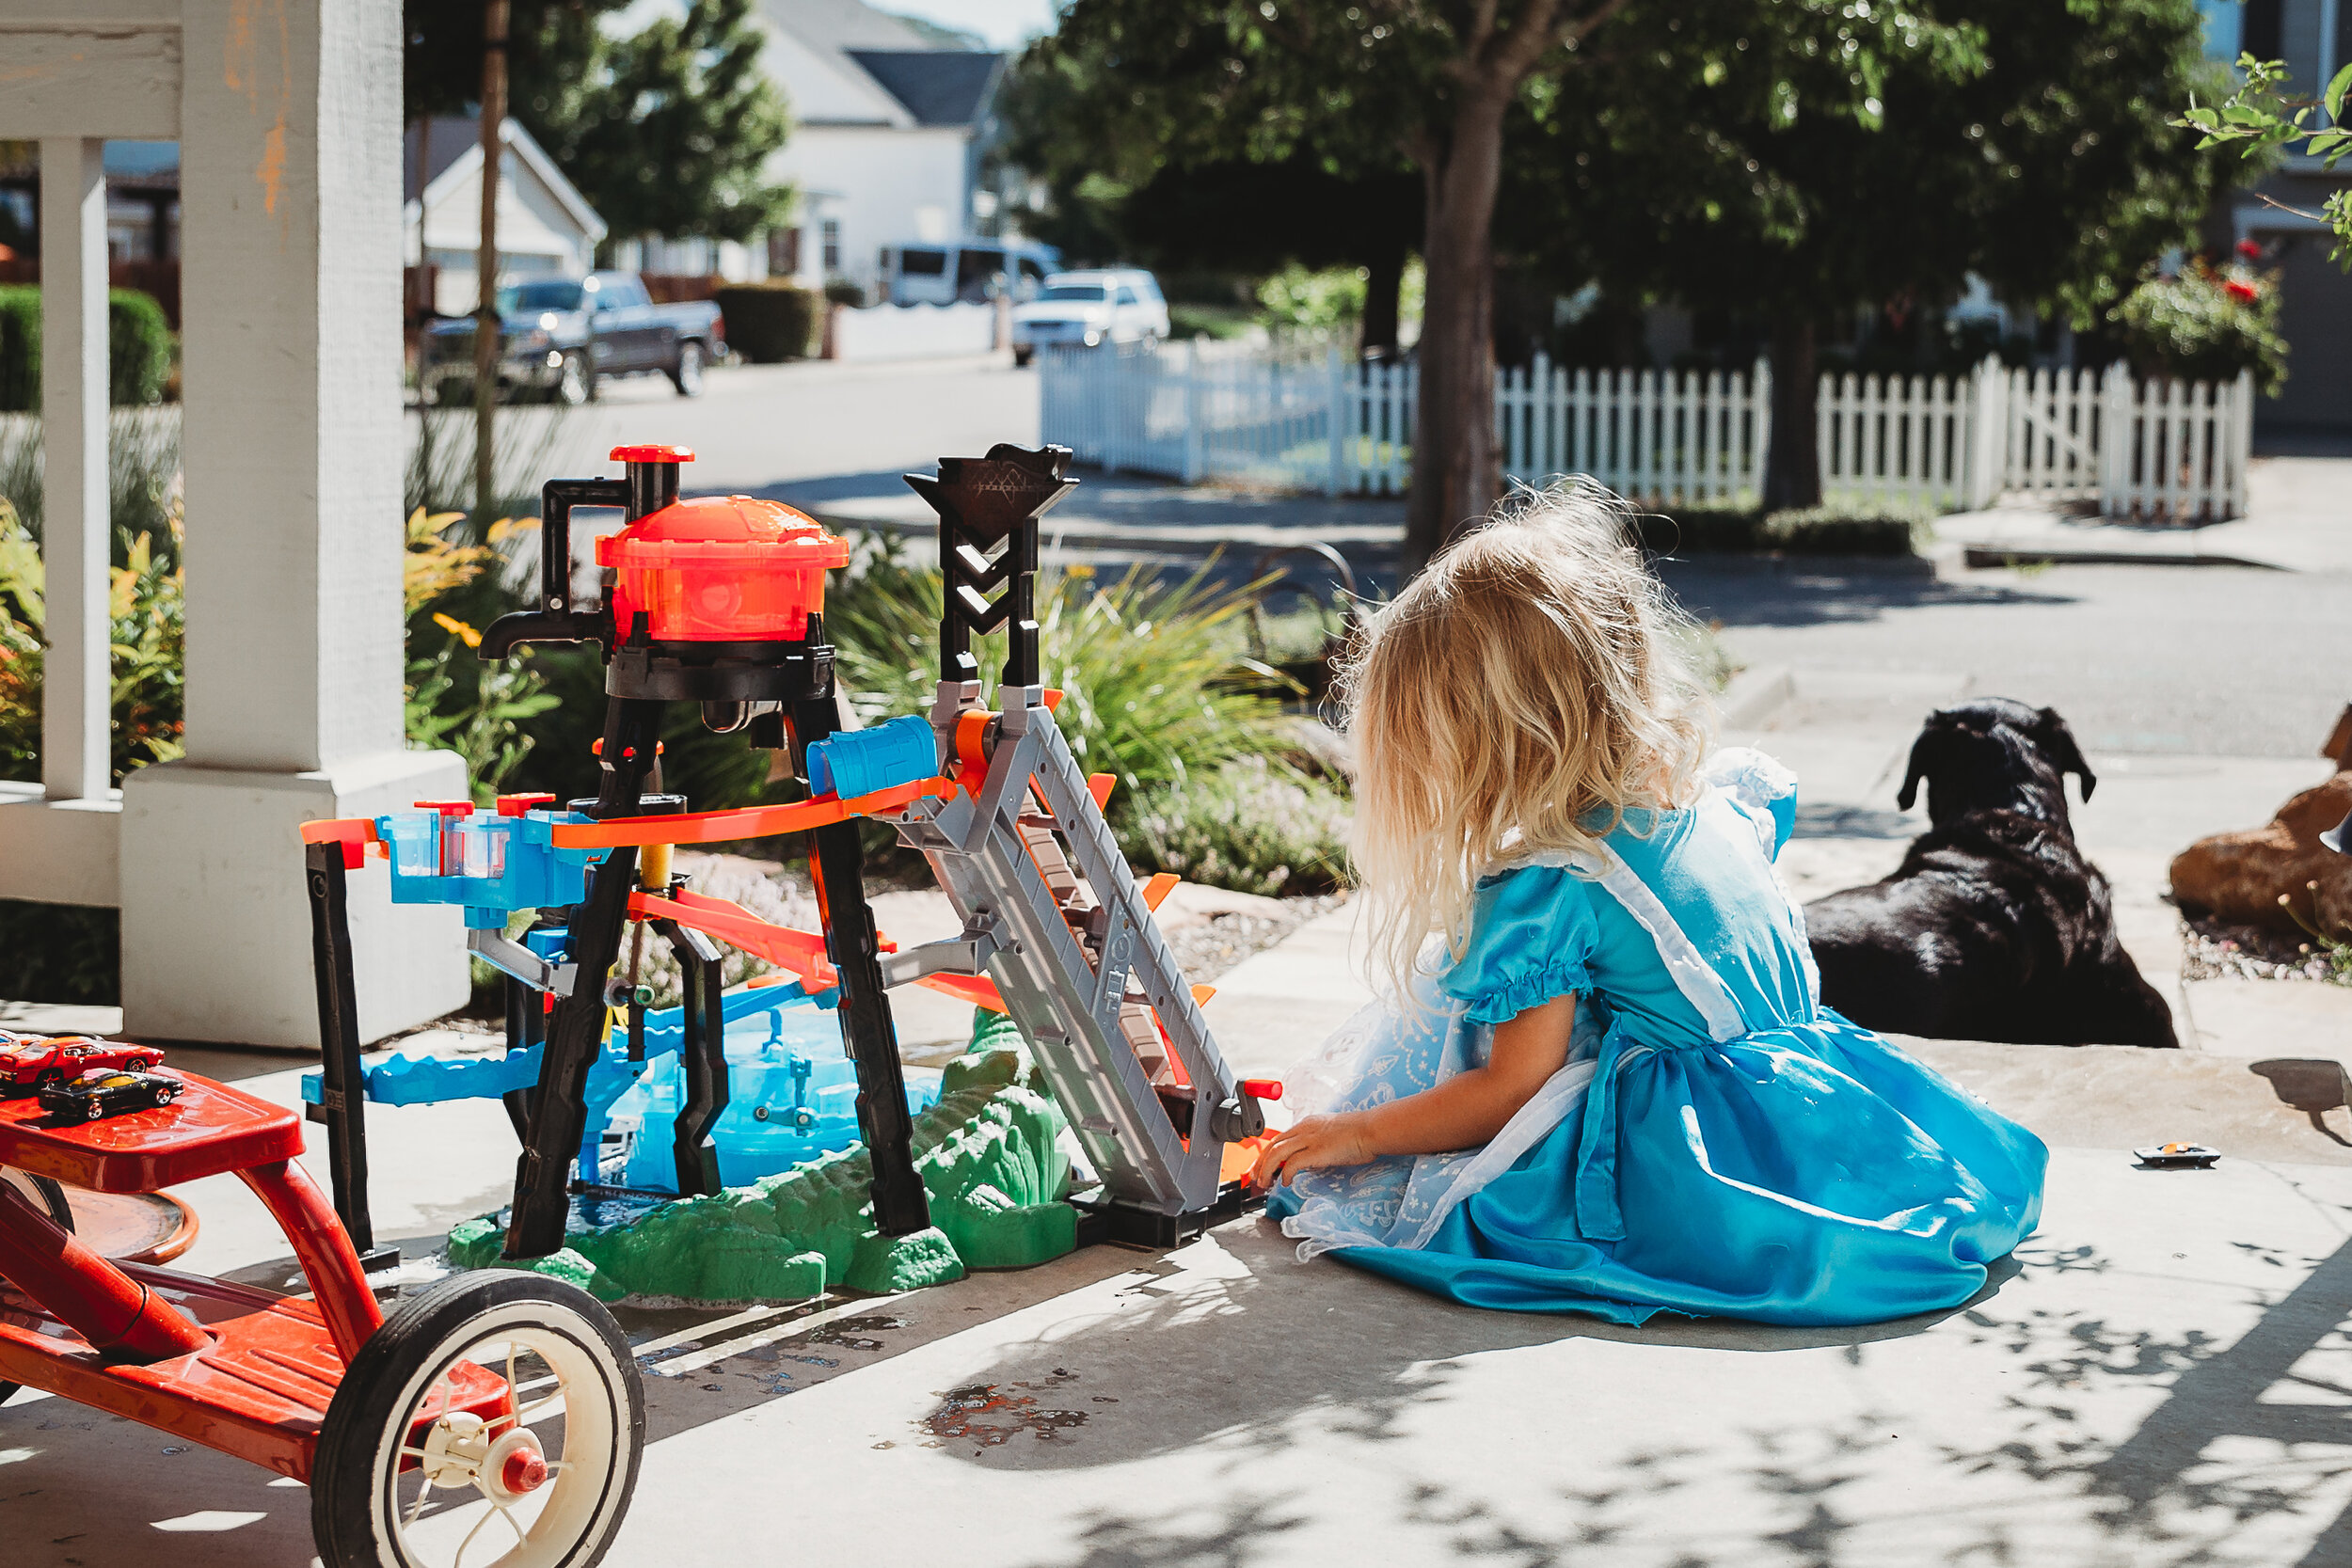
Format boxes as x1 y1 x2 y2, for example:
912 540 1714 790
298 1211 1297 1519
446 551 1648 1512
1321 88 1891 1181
793 689 932 1237
904 444 1077 689
652 918 728 1196
504 696 663 1259
300 841 399 1272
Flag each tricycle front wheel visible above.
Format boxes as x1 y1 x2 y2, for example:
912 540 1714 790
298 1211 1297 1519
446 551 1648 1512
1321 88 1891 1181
310 1271 644 1568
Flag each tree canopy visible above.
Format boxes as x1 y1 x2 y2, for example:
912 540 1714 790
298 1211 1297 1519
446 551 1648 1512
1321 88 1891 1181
405 0 793 248
1510 0 2231 503
1007 0 2235 535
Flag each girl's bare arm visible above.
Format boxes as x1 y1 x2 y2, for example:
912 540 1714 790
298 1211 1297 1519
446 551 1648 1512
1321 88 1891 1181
1251 994 1577 1187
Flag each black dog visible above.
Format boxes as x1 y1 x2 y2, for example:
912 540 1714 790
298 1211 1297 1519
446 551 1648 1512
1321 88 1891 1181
1805 698 2179 1049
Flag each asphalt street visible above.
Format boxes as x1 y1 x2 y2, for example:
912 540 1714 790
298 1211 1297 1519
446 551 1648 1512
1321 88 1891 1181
1660 556 2352 759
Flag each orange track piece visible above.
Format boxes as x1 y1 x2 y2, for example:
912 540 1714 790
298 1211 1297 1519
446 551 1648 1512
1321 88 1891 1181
1087 772 1116 812
551 776 954 850
298 817 381 869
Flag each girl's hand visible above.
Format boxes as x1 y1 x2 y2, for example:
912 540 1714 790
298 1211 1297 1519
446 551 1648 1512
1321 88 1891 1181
1250 1113 1375 1190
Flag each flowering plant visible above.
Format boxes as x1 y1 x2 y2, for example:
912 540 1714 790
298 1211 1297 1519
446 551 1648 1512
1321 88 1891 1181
2108 256 2288 394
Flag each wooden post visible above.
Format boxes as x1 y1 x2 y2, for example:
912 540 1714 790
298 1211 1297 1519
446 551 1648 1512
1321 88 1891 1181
473 0 510 522
37 137 107 803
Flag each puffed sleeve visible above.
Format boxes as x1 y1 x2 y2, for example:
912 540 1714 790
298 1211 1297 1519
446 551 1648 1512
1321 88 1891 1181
1707 746 1798 862
1440 864 1600 1025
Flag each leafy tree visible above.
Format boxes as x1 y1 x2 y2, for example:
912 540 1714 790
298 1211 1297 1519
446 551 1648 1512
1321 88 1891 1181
405 0 792 248
1006 1 1642 570
993 28 1423 346
1007 1 1981 566
2180 55 2352 264
1513 0 2229 507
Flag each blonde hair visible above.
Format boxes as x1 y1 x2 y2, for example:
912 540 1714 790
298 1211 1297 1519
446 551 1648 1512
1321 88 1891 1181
1337 480 1714 997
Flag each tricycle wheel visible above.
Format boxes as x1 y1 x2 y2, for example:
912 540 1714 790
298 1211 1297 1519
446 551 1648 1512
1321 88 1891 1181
310 1271 644 1568
0 1170 71 1405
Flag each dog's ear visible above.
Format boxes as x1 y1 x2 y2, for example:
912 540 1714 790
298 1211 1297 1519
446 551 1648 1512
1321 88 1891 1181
1897 726 1943 811
2034 706 2097 801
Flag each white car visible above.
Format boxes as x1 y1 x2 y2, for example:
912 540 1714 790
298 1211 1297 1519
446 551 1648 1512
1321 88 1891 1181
1011 270 1171 366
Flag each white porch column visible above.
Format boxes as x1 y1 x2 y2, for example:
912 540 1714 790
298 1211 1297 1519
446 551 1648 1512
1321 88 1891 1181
37 137 108 804
119 0 467 1047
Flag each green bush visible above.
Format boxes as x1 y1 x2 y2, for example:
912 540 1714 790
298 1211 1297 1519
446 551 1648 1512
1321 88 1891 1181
0 287 176 412
826 535 1327 879
1168 303 1259 341
108 290 172 405
0 900 119 1005
1134 756 1350 895
716 283 819 362
1634 499 1924 558
1758 509 1925 556
2109 260 2288 395
0 289 34 412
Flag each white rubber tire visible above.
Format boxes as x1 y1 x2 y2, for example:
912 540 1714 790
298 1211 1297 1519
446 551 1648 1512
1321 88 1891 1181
310 1272 644 1568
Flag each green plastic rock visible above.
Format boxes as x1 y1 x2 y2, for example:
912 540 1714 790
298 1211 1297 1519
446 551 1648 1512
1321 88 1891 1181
844 1225 964 1292
444 1008 1081 1305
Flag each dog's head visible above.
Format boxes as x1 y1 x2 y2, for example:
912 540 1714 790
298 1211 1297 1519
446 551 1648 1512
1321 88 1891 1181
1896 699 2095 830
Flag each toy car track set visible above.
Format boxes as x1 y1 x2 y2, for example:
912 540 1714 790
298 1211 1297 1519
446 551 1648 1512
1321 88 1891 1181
0 439 1286 1565
295 441 1280 1271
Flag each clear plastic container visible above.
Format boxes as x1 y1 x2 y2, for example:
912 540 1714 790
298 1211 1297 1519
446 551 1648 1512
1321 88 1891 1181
382 814 440 879
454 817 511 880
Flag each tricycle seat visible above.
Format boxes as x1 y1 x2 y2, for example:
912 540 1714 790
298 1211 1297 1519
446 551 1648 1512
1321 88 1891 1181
0 1071 304 1193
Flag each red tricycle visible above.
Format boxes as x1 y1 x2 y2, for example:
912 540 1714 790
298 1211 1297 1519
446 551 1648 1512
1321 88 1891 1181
0 1065 644 1567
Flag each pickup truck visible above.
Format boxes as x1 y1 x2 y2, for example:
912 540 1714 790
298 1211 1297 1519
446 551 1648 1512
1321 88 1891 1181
421 271 724 405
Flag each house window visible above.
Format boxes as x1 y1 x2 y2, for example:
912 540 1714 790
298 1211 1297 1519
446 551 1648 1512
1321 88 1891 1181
821 219 841 274
768 227 802 277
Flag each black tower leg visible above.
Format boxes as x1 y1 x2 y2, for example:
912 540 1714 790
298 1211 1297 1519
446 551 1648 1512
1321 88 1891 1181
658 918 729 1196
794 692 930 1237
301 841 399 1271
505 696 663 1259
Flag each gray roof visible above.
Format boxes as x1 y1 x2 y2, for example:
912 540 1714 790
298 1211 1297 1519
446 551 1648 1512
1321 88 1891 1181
845 49 1003 127
761 0 933 52
404 118 492 205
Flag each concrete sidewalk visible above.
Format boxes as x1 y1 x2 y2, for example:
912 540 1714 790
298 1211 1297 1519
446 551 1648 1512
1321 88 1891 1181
1935 455 2352 572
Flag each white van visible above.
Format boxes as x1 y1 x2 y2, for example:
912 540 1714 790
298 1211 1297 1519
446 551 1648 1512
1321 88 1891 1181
878 240 1061 306
1009 270 1172 366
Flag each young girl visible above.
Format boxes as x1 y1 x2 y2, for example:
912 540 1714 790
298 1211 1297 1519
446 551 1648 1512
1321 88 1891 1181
1253 484 2046 1326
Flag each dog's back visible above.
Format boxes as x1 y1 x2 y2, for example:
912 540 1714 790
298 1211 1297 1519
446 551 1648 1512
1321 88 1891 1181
1806 701 2178 1049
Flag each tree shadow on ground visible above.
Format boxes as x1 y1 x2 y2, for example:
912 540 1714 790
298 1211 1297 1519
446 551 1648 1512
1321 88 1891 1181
1655 557 2074 632
945 1216 2352 1568
912 1219 2017 1476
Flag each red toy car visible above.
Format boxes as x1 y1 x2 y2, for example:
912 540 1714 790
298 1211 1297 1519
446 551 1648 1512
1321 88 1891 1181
0 1033 162 1093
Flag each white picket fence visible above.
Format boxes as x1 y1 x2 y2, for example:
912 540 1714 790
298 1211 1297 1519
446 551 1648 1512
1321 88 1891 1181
1041 342 2253 521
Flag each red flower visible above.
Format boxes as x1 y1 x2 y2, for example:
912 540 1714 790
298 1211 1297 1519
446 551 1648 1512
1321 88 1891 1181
2225 278 2259 304
2235 238 2264 261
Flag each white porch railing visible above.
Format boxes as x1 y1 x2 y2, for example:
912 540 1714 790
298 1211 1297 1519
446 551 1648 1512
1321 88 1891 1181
1041 344 2255 521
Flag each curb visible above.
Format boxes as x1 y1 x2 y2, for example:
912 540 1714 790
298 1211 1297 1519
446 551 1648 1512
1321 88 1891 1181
1719 664 1796 730
1960 544 2287 571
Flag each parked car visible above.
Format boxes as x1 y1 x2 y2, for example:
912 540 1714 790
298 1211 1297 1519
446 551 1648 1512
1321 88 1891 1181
0 1033 163 1093
421 271 723 405
1010 270 1172 366
879 239 1061 307
39 1068 183 1122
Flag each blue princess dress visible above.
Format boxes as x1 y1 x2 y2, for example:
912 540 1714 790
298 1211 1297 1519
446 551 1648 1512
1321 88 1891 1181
1267 750 2047 1326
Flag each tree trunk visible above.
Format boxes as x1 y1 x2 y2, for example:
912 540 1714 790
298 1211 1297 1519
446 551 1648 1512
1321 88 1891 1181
1403 92 1511 574
473 0 510 524
1763 315 1821 512
1360 242 1406 360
